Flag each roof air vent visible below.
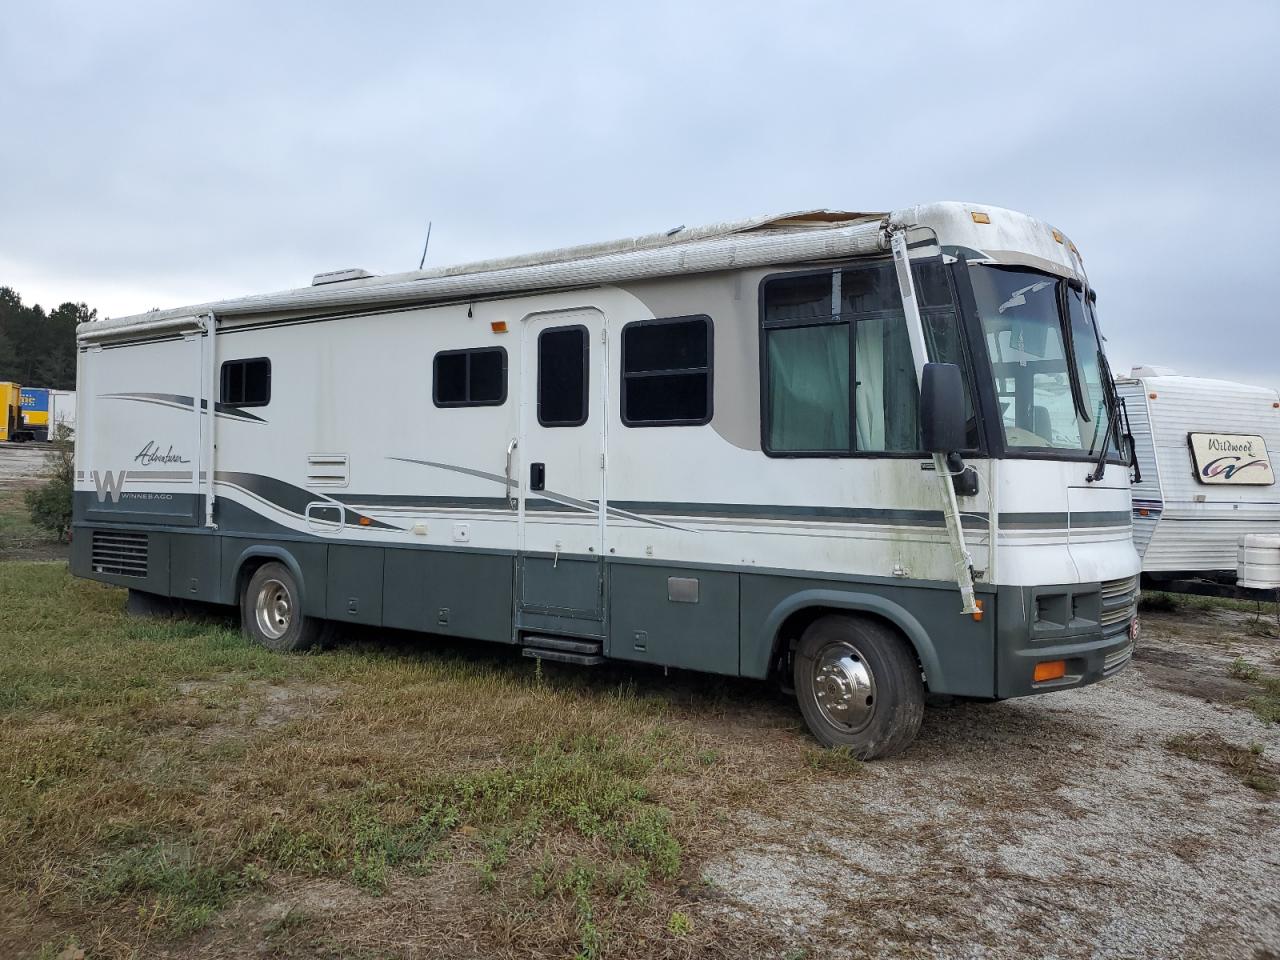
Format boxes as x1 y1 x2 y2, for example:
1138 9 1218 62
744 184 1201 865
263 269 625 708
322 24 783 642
311 268 376 286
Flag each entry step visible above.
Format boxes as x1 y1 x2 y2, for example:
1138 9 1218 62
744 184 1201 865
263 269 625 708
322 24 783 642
521 635 605 666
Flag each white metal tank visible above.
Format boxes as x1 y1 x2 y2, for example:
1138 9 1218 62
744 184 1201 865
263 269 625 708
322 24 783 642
1237 534 1280 590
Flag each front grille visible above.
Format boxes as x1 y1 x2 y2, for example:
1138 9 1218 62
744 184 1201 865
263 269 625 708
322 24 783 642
91 531 149 578
1100 575 1138 629
1104 642 1134 674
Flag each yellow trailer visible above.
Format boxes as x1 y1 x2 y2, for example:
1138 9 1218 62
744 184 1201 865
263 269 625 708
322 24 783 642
1 382 22 442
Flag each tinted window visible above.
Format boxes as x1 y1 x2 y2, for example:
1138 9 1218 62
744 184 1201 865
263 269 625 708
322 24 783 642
220 358 270 406
762 263 944 455
621 315 712 426
538 326 587 426
433 347 507 407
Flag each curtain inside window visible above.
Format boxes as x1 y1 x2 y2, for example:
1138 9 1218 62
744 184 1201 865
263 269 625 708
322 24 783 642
855 315 920 451
767 323 849 451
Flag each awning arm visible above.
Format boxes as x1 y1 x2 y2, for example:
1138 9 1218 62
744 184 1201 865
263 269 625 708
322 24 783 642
888 223 979 615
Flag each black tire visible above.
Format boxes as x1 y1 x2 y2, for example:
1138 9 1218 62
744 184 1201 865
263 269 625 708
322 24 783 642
241 561 330 653
793 614 925 759
125 588 180 619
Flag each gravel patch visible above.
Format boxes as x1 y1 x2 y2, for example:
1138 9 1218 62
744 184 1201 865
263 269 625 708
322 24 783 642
704 618 1280 959
0 442 57 483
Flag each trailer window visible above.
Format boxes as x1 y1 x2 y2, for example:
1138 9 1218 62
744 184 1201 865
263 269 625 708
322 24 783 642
219 358 271 407
621 315 712 426
433 347 507 407
538 326 588 427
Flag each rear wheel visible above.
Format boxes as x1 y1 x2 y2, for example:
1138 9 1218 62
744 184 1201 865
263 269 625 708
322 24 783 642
241 562 331 652
794 614 924 759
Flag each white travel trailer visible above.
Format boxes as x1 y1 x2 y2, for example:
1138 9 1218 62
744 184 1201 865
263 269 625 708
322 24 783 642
1116 367 1280 588
72 203 1141 758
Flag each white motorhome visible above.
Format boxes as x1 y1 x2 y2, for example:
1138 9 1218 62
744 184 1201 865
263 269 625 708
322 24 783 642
72 203 1140 758
1116 367 1280 585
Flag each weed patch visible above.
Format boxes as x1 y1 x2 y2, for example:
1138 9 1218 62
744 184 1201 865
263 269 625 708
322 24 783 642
1227 658 1280 724
1166 733 1278 795
83 840 262 936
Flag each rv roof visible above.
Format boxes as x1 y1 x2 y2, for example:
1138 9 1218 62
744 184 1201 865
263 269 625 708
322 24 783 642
79 209 887 341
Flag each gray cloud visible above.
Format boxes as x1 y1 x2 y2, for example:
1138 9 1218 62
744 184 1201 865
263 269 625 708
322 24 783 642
1 0 1277 387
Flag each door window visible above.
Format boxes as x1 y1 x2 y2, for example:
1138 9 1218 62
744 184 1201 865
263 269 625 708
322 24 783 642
537 325 588 427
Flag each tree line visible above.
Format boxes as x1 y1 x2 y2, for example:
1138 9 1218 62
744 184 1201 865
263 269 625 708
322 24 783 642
0 286 93 390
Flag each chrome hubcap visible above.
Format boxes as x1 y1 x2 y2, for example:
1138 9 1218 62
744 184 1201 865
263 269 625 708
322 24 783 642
255 578 292 640
812 641 876 732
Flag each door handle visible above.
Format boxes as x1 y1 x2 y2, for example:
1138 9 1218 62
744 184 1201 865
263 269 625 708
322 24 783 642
505 437 518 510
530 462 545 492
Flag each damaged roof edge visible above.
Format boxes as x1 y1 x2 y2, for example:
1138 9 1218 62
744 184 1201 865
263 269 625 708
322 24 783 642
79 211 888 340
420 209 885 280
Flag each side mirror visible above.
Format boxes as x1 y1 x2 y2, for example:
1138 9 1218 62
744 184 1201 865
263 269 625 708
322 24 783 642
920 362 967 454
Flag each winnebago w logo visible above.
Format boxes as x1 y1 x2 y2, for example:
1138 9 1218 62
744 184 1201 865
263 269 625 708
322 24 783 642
92 470 127 503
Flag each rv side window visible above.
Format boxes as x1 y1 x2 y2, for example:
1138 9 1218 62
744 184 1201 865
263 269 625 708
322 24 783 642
621 315 712 426
760 263 926 455
220 358 271 407
538 325 588 427
433 347 507 407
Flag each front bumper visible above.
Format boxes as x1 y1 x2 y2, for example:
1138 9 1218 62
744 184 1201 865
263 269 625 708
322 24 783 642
994 576 1138 699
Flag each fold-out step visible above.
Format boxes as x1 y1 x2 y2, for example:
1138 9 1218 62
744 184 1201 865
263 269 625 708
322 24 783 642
521 635 605 666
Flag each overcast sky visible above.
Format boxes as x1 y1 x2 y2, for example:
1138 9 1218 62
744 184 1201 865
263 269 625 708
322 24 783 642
1 0 1276 387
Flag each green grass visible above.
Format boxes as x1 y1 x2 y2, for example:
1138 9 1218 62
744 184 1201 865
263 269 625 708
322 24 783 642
1141 589 1280 618
1228 657 1280 724
0 484 46 540
0 562 823 959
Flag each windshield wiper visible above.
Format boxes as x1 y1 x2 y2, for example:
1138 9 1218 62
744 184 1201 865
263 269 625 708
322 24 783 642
1057 281 1091 423
1085 386 1119 483
1090 348 1121 481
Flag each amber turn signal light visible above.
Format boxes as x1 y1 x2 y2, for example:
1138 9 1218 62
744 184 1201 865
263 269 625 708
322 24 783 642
971 599 984 622
1033 660 1067 683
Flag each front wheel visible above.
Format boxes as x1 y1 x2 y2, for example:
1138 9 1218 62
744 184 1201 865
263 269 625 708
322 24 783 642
241 561 331 652
794 614 924 759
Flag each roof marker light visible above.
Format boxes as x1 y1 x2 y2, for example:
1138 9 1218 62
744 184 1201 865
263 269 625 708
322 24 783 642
1052 229 1064 243
971 211 991 224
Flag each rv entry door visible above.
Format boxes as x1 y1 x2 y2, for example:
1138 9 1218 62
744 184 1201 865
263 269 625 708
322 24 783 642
515 308 608 637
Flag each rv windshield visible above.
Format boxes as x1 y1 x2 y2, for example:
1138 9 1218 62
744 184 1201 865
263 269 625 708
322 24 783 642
970 265 1120 459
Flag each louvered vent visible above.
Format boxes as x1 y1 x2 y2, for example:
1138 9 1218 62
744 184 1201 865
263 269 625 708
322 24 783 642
306 453 350 487
1100 575 1139 628
91 531 149 578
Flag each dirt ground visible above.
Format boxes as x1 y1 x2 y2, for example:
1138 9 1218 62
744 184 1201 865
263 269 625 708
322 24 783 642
0 442 54 483
139 606 1280 960
700 604 1280 959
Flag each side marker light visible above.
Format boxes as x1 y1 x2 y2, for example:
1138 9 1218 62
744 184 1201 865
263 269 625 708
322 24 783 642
1034 660 1067 683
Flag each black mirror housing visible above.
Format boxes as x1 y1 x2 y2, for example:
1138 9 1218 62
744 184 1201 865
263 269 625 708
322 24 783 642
920 362 967 454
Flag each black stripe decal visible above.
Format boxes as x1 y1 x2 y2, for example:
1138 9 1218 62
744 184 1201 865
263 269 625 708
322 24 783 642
216 471 400 530
99 392 266 423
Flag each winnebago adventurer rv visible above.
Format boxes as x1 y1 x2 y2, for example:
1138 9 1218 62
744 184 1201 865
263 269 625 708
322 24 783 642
1116 367 1280 592
72 203 1141 758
